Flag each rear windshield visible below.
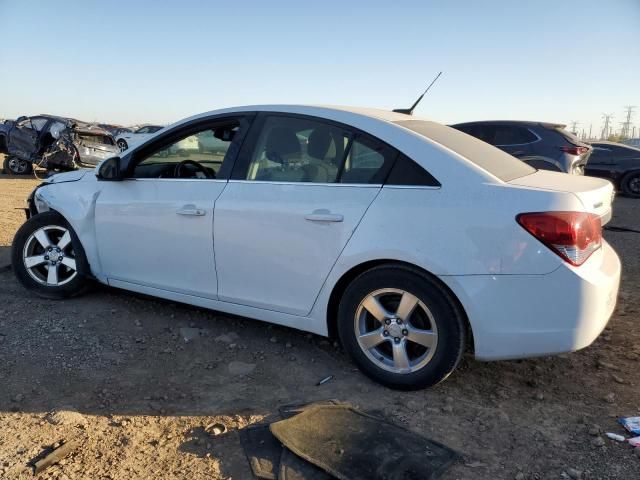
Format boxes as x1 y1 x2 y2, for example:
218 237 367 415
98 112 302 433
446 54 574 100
394 120 535 182
78 134 115 145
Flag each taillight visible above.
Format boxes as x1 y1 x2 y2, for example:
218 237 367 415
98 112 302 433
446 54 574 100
560 146 590 156
517 212 602 266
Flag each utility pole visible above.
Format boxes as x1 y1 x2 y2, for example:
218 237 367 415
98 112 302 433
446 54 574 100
633 125 637 139
601 114 614 140
620 106 636 139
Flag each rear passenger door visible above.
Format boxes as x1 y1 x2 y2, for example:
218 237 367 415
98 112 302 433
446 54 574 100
213 113 396 316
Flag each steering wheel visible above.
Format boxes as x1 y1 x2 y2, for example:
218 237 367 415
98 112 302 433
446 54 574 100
174 159 214 179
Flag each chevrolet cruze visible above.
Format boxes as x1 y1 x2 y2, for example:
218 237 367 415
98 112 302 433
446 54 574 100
11 105 621 389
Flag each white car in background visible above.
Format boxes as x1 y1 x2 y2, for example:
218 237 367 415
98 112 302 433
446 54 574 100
115 124 164 151
11 105 620 389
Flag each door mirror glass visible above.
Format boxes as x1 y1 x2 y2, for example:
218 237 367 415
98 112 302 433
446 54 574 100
97 156 122 180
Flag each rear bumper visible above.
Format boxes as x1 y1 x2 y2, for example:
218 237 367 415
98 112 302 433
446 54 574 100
441 240 621 360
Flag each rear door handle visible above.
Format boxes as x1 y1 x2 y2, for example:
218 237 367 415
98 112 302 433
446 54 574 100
305 210 344 222
177 205 206 216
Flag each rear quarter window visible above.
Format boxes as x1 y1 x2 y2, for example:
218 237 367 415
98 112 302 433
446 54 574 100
395 120 536 182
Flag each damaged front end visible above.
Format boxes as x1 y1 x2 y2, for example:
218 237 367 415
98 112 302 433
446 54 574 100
39 128 77 171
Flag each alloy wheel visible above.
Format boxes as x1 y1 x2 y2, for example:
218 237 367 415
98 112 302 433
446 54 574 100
354 288 438 374
22 225 78 286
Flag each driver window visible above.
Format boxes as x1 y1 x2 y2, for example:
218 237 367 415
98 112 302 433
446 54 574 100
132 122 240 179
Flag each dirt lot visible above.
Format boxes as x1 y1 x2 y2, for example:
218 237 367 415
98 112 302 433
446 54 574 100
0 163 639 480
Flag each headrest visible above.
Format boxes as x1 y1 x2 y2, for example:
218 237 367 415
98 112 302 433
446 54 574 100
307 127 334 160
265 127 301 164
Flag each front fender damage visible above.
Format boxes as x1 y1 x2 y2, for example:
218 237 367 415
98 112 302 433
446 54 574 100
32 180 105 282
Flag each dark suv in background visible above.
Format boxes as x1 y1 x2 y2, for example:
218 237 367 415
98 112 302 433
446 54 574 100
450 120 592 175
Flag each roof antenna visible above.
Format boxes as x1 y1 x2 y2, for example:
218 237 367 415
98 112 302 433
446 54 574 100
393 71 442 115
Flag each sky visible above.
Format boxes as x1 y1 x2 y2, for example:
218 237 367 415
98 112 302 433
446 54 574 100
1 0 639 136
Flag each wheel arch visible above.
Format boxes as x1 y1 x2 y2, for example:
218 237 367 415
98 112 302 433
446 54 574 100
325 259 474 352
34 209 94 279
33 184 102 280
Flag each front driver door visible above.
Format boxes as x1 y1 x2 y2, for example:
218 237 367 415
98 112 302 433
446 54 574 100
214 113 397 316
94 116 251 298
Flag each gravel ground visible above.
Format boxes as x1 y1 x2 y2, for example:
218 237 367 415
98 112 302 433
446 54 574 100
0 164 639 479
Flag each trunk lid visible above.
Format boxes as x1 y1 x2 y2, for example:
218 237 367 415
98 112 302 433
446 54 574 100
509 170 614 224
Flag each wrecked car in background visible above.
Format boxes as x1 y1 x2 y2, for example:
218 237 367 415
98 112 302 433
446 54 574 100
0 115 120 175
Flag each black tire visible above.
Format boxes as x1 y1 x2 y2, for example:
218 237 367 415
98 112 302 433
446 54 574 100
3 155 33 175
621 171 640 198
337 265 466 390
11 211 90 299
116 139 128 152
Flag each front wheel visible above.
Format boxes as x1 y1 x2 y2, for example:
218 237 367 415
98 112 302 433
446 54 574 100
621 171 640 198
116 139 128 152
11 211 90 299
3 155 33 175
337 265 466 390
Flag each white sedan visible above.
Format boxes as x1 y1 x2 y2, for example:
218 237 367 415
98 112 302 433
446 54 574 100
115 124 164 151
11 105 620 389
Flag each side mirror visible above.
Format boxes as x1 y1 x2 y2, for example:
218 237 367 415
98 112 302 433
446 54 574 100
96 156 122 181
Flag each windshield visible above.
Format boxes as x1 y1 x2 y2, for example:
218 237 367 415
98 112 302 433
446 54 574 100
394 120 536 182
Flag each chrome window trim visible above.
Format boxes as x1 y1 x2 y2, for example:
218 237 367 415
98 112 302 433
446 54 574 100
124 178 228 183
226 180 441 189
382 185 441 190
228 179 381 188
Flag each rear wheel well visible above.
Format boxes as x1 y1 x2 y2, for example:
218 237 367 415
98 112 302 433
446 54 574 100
326 260 474 352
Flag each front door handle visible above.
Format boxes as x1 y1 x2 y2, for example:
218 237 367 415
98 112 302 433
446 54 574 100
177 205 206 216
305 210 344 222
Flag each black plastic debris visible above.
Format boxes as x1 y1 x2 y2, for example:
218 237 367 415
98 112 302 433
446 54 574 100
269 405 459 480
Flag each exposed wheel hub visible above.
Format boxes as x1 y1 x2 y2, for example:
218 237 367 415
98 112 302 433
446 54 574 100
386 318 404 338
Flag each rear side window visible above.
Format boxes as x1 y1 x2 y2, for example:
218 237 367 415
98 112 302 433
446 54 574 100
385 154 440 186
340 135 396 184
396 120 535 182
492 126 537 145
458 124 537 145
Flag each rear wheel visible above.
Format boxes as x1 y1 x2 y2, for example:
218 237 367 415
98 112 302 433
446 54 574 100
116 139 128 152
3 155 33 175
11 211 89 299
621 171 640 198
337 265 466 390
